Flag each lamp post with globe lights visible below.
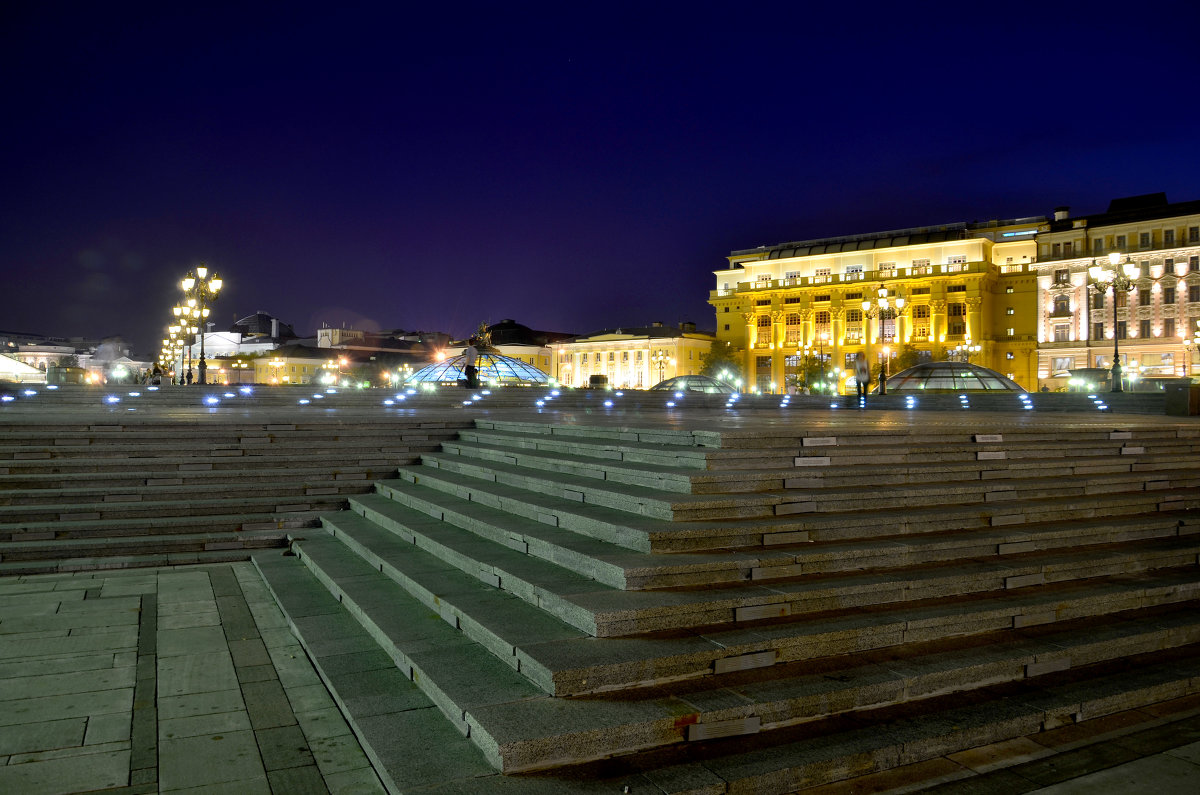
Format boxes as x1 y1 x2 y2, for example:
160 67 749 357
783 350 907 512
954 342 981 363
178 265 222 385
651 350 673 385
860 285 904 395
1088 252 1138 393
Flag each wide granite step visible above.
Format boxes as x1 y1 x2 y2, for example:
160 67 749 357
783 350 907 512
375 465 1198 554
313 501 1200 656
0 492 355 524
353 485 1200 594
431 437 1200 498
0 527 284 566
259 537 1200 777
459 423 1195 472
0 510 319 544
0 463 394 491
0 451 406 475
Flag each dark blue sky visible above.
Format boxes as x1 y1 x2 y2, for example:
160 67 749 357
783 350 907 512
4 3 1198 355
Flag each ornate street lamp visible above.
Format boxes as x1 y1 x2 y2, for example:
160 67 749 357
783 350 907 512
861 285 904 395
179 265 223 385
954 342 981 363
1088 252 1138 393
651 350 672 384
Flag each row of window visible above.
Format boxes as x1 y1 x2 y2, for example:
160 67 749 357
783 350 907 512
568 350 696 363
1052 317 1187 342
1048 227 1200 257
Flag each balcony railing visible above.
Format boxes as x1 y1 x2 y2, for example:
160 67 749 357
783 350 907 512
722 261 991 295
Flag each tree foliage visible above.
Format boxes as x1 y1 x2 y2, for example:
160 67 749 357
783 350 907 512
699 341 742 384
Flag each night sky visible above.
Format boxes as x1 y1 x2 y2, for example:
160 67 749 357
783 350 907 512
4 4 1198 356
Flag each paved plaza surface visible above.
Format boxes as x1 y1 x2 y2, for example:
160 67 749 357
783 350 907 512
1 394 1199 793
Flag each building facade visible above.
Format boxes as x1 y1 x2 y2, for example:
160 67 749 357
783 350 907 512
554 323 713 389
1034 194 1200 389
710 219 1043 392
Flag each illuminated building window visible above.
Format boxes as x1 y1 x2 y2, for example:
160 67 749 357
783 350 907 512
911 286 930 295
948 303 966 317
1164 318 1176 337
1006 352 1015 360
1117 321 1127 339
947 255 967 265
1190 256 1199 272
1093 238 1104 253
1164 229 1175 246
815 311 830 334
1053 357 1073 372
1054 325 1069 342
757 315 771 328
1140 232 1151 248
912 258 930 268
1093 293 1105 310
949 322 966 335
1139 289 1151 304
1006 307 1015 315
814 294 830 302
1189 227 1199 243
846 310 863 323
1165 287 1176 303
1115 235 1126 248
1140 319 1152 338
1115 293 1127 308
1093 322 1105 340
784 297 800 304
948 284 966 293
913 305 930 320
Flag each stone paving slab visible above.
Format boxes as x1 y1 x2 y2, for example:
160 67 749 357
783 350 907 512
0 564 381 794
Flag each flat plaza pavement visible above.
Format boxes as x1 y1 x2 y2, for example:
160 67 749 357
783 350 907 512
1 397 1199 793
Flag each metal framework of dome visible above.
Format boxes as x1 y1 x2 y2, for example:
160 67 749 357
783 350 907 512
647 374 737 394
882 361 1027 393
406 350 549 386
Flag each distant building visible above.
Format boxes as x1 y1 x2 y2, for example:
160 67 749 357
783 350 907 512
1034 194 1200 389
250 345 329 385
554 322 714 389
448 319 574 377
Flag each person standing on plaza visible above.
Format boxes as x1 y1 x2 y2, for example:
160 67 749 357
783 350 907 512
854 352 870 399
463 338 479 388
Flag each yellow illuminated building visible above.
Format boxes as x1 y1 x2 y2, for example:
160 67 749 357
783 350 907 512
555 323 713 388
710 218 1043 393
251 346 328 385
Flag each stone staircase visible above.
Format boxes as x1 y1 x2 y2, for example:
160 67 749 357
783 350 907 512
252 417 1200 792
0 418 470 574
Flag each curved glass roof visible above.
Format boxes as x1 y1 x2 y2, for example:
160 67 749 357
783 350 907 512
648 374 737 394
407 352 549 386
883 361 1027 393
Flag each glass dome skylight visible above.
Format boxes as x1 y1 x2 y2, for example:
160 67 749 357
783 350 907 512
648 375 737 394
407 351 549 386
882 361 1027 393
